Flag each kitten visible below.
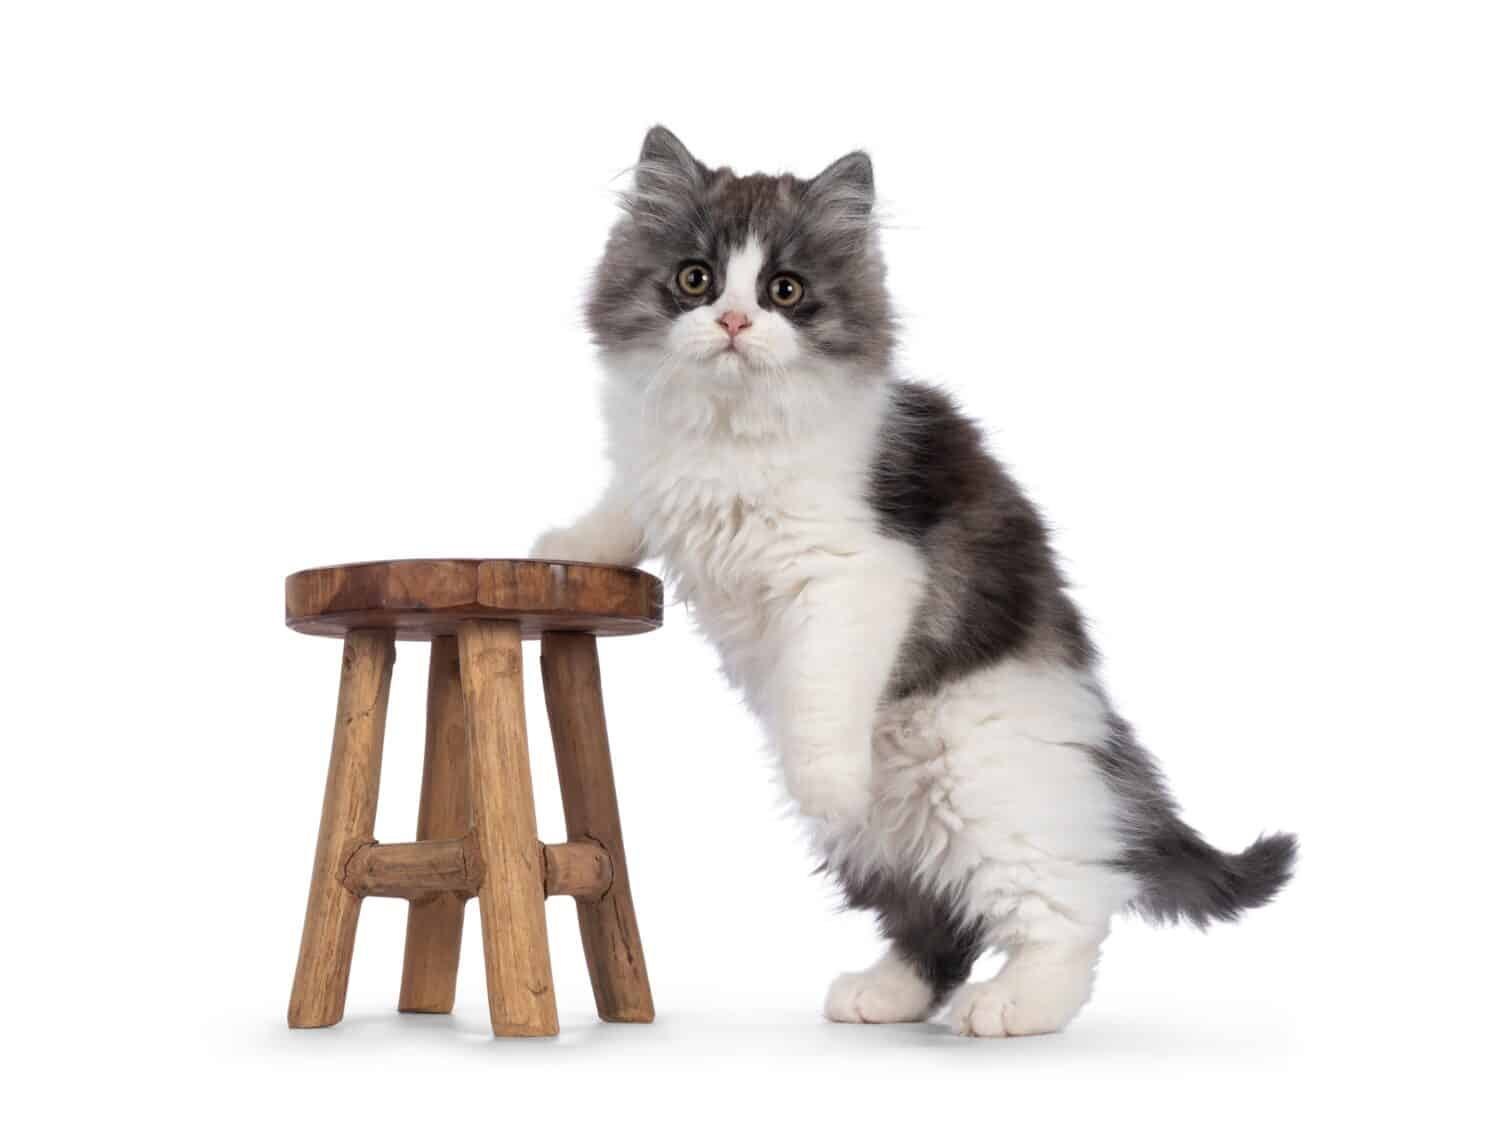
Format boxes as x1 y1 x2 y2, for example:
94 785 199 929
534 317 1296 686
534 126 1296 1037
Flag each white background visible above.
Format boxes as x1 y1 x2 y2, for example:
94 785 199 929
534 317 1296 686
3 2 1496 1119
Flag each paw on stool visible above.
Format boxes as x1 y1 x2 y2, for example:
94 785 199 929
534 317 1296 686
283 559 660 1037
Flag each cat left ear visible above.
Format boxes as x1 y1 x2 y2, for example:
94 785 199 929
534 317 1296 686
808 150 876 221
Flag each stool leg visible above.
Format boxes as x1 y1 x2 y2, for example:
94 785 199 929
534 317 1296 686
540 632 655 1023
398 635 471 1014
457 620 558 1037
288 630 395 1028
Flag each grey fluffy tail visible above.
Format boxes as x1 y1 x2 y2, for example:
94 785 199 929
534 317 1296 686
1126 822 1298 928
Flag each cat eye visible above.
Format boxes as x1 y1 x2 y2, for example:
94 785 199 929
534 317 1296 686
676 262 713 297
768 274 804 308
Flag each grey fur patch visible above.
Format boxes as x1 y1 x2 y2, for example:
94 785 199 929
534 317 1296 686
870 381 1094 698
586 126 896 368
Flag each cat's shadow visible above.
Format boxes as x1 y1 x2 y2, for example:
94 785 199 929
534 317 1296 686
271 1007 1282 1065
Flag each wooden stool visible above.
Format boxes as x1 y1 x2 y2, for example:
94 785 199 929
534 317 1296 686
283 559 662 1037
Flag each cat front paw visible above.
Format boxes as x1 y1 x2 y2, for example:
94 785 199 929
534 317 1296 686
531 526 607 564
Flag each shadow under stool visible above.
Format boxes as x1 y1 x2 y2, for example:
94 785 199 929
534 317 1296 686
283 558 662 1037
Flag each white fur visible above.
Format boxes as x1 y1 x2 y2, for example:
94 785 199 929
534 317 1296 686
949 940 1102 1037
826 659 1136 945
535 238 1135 1036
825 949 935 1023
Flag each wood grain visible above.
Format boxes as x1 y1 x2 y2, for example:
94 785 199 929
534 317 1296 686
542 840 613 901
344 836 608 902
397 636 472 1014
540 632 655 1024
346 836 484 900
458 620 559 1037
288 630 394 1028
285 559 662 640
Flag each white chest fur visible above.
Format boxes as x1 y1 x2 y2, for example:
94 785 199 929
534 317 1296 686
601 373 922 707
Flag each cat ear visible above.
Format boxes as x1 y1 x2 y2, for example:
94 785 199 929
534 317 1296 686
640 125 698 171
624 126 707 232
636 125 706 193
805 152 876 246
807 150 876 222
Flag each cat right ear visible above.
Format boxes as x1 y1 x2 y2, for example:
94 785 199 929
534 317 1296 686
636 125 706 192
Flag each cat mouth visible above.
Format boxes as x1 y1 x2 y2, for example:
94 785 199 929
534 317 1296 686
707 347 756 378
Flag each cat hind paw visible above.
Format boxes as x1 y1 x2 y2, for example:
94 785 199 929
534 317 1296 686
825 964 933 1024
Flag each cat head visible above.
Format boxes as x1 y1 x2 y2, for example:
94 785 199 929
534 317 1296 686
586 127 895 419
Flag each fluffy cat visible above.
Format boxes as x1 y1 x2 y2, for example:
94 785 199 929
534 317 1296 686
533 126 1296 1037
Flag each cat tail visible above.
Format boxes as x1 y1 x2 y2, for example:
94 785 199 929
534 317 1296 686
1094 715 1296 927
1124 819 1298 928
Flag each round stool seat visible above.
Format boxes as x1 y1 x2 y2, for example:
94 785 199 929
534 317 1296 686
285 558 663 640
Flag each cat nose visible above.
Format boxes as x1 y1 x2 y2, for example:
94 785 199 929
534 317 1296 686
717 310 751 338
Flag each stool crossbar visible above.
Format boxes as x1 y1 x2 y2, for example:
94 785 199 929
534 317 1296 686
283 559 661 1038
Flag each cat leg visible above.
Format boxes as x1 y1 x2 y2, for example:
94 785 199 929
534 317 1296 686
824 948 935 1024
766 550 924 823
531 483 644 566
947 934 1104 1038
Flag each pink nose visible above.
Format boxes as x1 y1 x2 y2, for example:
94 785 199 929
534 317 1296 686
718 310 751 338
